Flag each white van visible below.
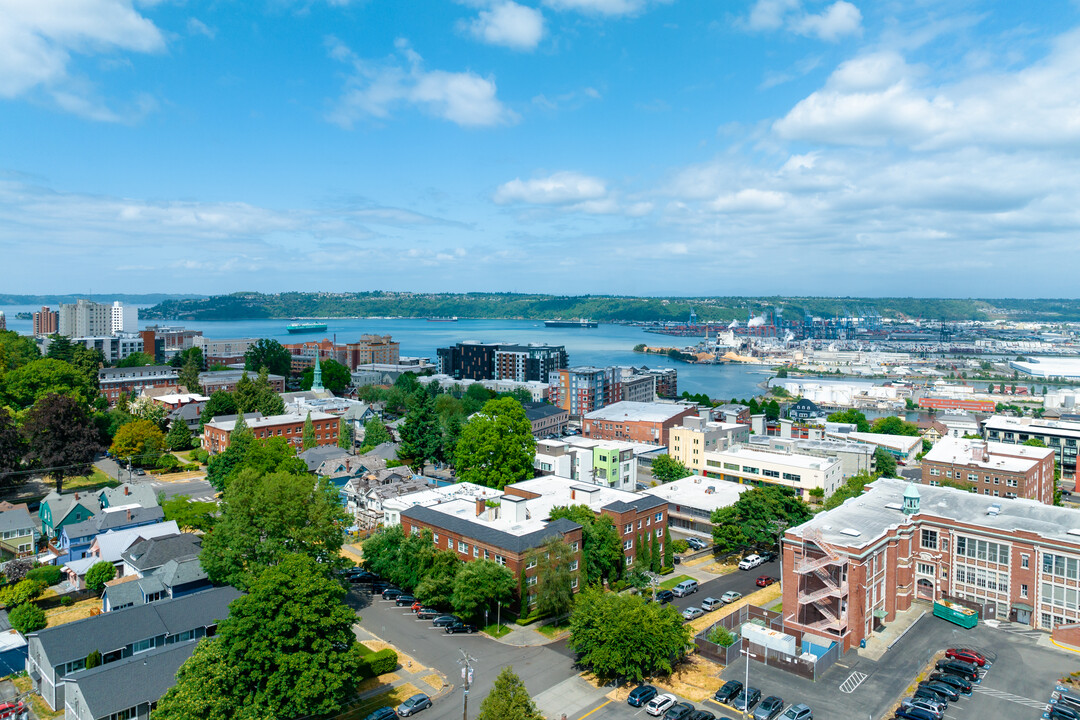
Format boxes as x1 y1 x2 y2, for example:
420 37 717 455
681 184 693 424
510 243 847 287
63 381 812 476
672 579 698 597
738 554 763 570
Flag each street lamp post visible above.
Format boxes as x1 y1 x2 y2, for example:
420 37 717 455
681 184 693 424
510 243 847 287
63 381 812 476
742 647 752 720
458 649 477 720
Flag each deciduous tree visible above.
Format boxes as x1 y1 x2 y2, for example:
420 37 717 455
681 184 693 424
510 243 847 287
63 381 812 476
8 602 46 635
161 495 218 532
826 409 870 432
476 667 544 720
414 550 461 608
0 330 40 372
86 561 116 591
155 554 366 720
200 469 348 590
651 454 691 484
110 419 165 467
710 485 812 555
870 415 919 436
453 397 536 489
361 418 392 449
115 352 155 368
2 358 98 409
165 421 194 451
533 537 575 620
451 559 515 621
22 393 102 492
0 408 25 491
300 359 351 395
549 506 623 585
874 446 898 477
244 339 292 378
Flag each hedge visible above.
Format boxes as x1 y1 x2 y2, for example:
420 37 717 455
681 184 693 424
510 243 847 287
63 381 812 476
25 566 62 587
359 648 398 678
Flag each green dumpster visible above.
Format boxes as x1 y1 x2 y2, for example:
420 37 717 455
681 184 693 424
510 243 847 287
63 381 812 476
933 600 978 628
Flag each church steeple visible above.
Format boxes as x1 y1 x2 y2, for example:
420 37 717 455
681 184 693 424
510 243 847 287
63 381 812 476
312 354 324 392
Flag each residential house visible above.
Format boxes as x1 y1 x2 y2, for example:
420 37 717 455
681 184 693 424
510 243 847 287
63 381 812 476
788 399 826 422
98 483 159 510
26 586 242 710
39 492 98 539
102 556 210 613
62 522 181 589
917 419 950 444
120 533 203 579
167 401 207 434
523 403 569 438
641 475 748 539
57 505 165 565
343 470 428 529
0 507 37 560
64 640 197 720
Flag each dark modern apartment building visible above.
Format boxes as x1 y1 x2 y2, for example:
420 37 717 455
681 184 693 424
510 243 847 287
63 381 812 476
436 341 567 383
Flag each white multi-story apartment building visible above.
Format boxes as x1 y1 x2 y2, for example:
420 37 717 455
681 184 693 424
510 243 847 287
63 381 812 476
668 416 750 473
700 445 843 498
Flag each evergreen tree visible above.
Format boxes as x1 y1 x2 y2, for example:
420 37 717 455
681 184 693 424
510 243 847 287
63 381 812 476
178 355 202 394
302 412 316 450
361 419 392 449
45 334 74 362
663 527 673 568
518 568 529 616
399 390 442 474
476 668 544 720
636 533 645 568
234 371 258 413
254 367 284 416
165 421 194 451
649 531 661 573
200 391 238 429
337 419 353 449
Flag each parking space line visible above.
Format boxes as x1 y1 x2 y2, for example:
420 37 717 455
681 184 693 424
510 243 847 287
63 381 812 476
971 686 1047 709
839 670 868 694
578 699 613 719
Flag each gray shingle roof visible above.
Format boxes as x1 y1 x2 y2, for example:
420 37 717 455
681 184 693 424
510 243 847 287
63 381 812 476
401 506 581 555
601 494 667 514
68 640 197 718
298 446 352 472
64 506 165 540
121 533 202 573
524 405 567 421
32 586 241 666
41 492 98 526
158 557 208 587
99 483 160 509
0 508 33 534
103 576 166 610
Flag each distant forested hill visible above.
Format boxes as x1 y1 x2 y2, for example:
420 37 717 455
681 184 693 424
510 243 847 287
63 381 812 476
134 292 1079 322
0 293 203 305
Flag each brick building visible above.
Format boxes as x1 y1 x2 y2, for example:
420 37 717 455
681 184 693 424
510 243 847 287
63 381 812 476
548 367 620 418
984 415 1080 479
918 397 997 413
347 335 400 369
98 366 180 406
33 307 58 336
782 478 1080 653
201 411 338 453
198 370 286 395
191 337 257 366
139 326 202 362
398 476 668 608
921 437 1056 505
582 401 698 446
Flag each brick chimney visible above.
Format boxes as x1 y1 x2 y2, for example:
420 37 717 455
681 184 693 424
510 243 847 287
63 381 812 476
124 486 130 496
74 493 79 501
126 508 132 521
475 498 485 517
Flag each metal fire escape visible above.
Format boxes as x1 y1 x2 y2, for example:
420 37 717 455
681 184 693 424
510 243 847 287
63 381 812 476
793 527 849 634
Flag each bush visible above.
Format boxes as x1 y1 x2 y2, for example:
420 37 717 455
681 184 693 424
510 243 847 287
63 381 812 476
515 609 545 626
9 602 46 635
60 596 74 607
0 579 46 608
672 539 689 554
182 462 201 471
156 455 180 472
25 566 62 587
192 449 210 464
359 648 398 678
3 559 33 584
86 561 117 592
707 625 737 647
659 566 675 576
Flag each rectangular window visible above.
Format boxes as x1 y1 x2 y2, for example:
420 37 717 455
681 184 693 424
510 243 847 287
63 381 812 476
917 562 935 575
655 512 663 522
571 541 579 552
625 523 632 534
723 463 739 471
526 558 537 569
526 576 537 586
571 578 579 589
447 538 453 548
763 469 780 478
473 546 479 557
921 529 938 550
783 473 801 482
623 539 633 550
433 533 439 543
458 541 467 552
569 561 579 571
929 467 940 476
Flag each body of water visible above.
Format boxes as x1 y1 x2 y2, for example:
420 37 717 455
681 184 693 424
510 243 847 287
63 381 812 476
0 307 770 399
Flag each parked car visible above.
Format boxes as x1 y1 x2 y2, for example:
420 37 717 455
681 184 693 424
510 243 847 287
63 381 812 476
732 687 762 712
432 615 459 627
627 684 659 707
701 597 723 612
759 550 777 563
656 590 675 604
663 702 695 720
646 694 678 716
945 648 988 667
381 587 402 600
934 659 978 681
714 680 743 704
1051 704 1080 720
395 594 417 607
738 554 763 570
780 703 813 720
754 696 785 720
410 600 423 612
672 580 699 597
362 708 397 720
687 537 708 551
682 607 704 621
445 622 477 634
918 682 959 702
396 693 431 717
373 581 392 593
894 707 940 720
756 576 776 587
927 672 972 694
721 591 742 604
913 687 949 707
0 703 26 720
900 698 945 719
415 608 441 620
688 711 716 720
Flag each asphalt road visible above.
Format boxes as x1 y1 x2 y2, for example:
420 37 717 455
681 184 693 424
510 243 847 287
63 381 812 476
349 585 581 720
667 558 781 614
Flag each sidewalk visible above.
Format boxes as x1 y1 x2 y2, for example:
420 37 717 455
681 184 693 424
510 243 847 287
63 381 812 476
491 624 560 647
533 675 612 720
857 604 927 661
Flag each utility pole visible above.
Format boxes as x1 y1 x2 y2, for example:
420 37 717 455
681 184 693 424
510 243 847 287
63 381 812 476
458 648 477 720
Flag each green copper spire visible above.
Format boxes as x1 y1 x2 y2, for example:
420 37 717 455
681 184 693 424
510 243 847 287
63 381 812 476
312 354 324 392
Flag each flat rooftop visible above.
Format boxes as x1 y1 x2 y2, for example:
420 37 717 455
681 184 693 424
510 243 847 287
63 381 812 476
984 414 1080 438
641 475 747 510
585 401 692 423
922 437 1051 473
205 410 336 432
507 476 666 520
713 445 840 471
383 482 502 512
1012 357 1080 379
788 477 1080 550
833 431 922 452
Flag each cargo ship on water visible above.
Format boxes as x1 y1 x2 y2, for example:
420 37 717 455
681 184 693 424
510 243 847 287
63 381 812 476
544 319 598 328
426 316 459 322
286 322 328 334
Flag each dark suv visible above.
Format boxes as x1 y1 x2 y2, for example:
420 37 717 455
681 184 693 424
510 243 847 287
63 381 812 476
714 680 743 704
934 659 978 681
656 590 675 604
628 685 658 707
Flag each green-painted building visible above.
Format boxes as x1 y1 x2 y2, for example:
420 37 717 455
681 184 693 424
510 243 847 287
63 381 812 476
39 492 99 539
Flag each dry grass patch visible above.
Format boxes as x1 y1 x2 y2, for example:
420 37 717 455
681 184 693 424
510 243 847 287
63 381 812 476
335 682 421 720
340 544 364 564
362 640 420 673
354 673 400 695
9 678 63 720
652 655 727 702
423 674 444 691
44 597 102 627
701 560 740 575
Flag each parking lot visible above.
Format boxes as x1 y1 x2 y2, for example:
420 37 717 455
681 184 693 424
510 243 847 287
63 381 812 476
576 614 1080 720
666 558 781 615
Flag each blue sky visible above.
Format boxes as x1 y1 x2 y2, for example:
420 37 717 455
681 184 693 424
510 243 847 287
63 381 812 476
2 0 1079 297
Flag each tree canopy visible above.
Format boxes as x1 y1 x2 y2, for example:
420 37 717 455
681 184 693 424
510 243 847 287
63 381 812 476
398 390 442 474
1 358 98 409
200 469 349 590
22 393 103 491
161 495 219 532
710 485 812 554
454 397 536 489
826 409 870 432
154 554 366 720
86 561 116 591
300 359 351 395
0 408 26 492
870 415 920 436
110 419 165 467
244 338 292 378
361 418 392 449
532 537 575 620
873 447 898 477
451 559 515 621
651 454 691 484
200 391 238 428
476 668 544 720
0 330 41 372
549 505 622 586
568 585 692 682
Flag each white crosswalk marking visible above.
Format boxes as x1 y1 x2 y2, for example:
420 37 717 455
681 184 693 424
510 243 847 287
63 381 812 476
972 686 1047 709
839 671 868 693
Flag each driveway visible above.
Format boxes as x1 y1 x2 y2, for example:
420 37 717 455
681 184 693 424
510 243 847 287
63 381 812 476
349 585 585 720
666 558 781 614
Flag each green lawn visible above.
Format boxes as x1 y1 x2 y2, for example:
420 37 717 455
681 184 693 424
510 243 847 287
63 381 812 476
333 683 419 720
481 623 512 638
537 622 570 639
659 574 694 591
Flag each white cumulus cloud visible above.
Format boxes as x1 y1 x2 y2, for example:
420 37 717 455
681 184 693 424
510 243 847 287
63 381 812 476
743 0 861 41
466 2 545 51
327 38 517 128
542 0 667 17
495 171 608 204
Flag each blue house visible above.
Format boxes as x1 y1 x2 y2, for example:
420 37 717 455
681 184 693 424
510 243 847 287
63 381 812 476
57 505 164 565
